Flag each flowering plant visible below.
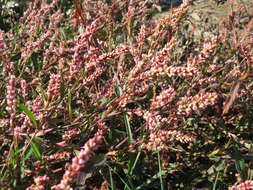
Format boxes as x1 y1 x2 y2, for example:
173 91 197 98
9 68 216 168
0 0 252 189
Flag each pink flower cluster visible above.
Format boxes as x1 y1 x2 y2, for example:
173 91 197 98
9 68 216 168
177 92 218 116
152 38 177 64
46 74 61 100
27 175 50 190
85 46 130 71
151 88 176 110
188 35 219 66
143 111 167 131
146 129 193 151
168 0 193 28
22 31 52 61
6 75 17 120
52 129 103 190
0 30 6 53
83 66 105 86
49 10 64 29
63 129 79 142
21 79 28 100
136 24 147 49
43 152 71 163
229 180 253 190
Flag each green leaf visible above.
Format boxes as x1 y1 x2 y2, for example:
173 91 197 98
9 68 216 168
233 146 247 181
25 136 41 160
19 104 38 129
208 149 220 157
67 89 72 120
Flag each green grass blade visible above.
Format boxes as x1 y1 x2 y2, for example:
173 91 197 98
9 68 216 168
135 169 167 190
113 71 133 144
157 151 164 190
129 152 141 176
67 89 72 120
107 164 131 190
212 171 220 190
109 167 115 190
123 113 133 144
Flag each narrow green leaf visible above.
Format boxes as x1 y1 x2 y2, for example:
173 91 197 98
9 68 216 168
67 89 72 120
212 171 220 190
109 167 115 190
25 136 41 160
208 149 220 157
129 152 141 175
157 151 164 190
124 113 133 144
135 169 167 190
113 69 133 144
19 104 38 129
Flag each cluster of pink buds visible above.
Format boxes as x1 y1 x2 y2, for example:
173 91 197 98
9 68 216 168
132 64 199 84
21 79 28 100
46 74 61 100
124 83 149 98
127 56 146 81
83 17 102 45
0 30 6 52
43 152 71 163
151 37 176 64
146 129 193 151
22 31 52 61
27 175 50 190
6 75 17 120
83 66 105 86
177 92 218 116
52 129 103 190
188 35 219 66
49 10 64 29
63 129 79 142
166 65 199 77
229 180 253 190
85 46 129 71
0 119 8 128
143 111 162 131
151 88 176 110
41 0 60 16
137 24 147 48
168 0 193 28
197 77 217 86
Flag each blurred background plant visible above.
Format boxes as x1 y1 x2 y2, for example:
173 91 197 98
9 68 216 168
0 0 27 31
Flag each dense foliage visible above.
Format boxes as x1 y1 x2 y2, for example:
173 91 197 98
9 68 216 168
0 0 252 189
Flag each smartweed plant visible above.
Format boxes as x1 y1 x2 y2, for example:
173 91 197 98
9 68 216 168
0 0 252 189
